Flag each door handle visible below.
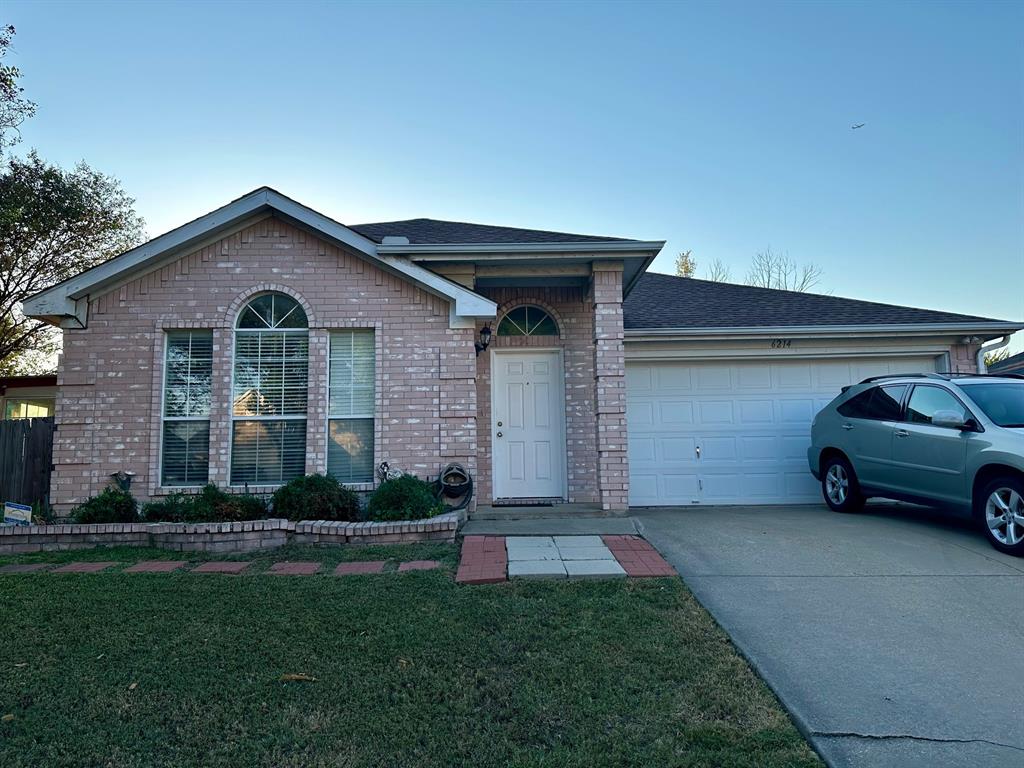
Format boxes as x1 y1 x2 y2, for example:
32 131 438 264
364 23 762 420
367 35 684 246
895 429 909 438
841 423 854 431
496 431 503 438
695 445 701 458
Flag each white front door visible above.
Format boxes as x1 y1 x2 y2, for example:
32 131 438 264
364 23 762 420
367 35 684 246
492 350 566 500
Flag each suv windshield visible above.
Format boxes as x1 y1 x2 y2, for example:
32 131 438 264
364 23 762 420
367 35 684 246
960 383 1024 428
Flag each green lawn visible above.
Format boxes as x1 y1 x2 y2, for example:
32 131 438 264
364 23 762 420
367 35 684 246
0 544 820 768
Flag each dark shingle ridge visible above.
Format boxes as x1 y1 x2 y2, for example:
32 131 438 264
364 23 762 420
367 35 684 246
351 218 632 245
623 272 1001 330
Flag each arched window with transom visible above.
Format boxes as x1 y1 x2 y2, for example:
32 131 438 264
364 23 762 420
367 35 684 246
496 305 559 337
230 293 309 484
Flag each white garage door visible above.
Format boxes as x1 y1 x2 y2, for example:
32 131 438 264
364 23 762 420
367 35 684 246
626 356 940 506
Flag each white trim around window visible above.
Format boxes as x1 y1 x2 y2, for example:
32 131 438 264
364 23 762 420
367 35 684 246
229 293 310 486
326 329 375 484
160 330 213 486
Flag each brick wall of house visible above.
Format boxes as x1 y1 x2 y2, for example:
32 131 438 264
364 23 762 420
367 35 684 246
473 265 627 511
949 342 981 373
591 263 628 512
52 216 477 512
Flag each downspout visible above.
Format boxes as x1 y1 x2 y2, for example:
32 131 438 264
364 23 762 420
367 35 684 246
976 336 1010 374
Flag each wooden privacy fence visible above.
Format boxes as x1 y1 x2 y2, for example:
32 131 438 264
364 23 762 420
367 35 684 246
0 417 54 509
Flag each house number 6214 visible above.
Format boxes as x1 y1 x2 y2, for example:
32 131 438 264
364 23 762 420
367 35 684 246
770 339 792 349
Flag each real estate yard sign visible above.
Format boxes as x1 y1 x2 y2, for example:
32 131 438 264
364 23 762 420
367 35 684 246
3 502 32 527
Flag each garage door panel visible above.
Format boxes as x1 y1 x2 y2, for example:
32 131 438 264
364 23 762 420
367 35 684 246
738 364 772 388
657 365 692 390
662 437 697 463
627 400 654 425
701 436 737 461
777 364 813 388
740 436 777 460
779 400 815 423
628 437 656 463
660 401 694 423
697 400 733 424
663 474 700 499
739 400 775 423
627 355 938 506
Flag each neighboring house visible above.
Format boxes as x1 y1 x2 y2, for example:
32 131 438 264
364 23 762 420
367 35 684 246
22 188 1023 514
988 350 1024 375
0 375 57 419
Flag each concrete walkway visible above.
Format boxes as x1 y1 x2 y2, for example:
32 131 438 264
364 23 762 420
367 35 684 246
460 516 638 536
634 504 1024 768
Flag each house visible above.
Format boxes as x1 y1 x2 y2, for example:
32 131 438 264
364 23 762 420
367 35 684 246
22 188 1023 514
0 374 57 419
988 350 1024 375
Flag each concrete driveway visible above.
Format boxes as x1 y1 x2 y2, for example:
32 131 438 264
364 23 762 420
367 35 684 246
633 504 1024 768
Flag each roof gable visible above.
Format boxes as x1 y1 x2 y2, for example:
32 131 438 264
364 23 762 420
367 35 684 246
22 187 496 326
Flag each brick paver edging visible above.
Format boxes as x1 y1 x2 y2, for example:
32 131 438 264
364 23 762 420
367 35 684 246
0 512 462 555
0 559 442 577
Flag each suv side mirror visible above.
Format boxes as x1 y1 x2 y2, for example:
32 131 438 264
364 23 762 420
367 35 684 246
932 410 965 429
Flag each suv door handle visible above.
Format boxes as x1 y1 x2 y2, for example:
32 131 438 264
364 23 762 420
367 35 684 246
895 429 909 438
841 423 854 431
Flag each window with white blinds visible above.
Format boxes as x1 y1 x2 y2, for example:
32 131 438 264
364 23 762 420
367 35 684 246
161 331 212 486
230 293 309 485
327 330 375 484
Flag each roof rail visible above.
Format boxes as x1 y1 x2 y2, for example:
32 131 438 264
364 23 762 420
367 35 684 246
942 372 1024 380
858 373 948 384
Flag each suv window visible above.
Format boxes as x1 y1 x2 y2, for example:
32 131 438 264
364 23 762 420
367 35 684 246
959 383 1024 428
837 384 906 420
905 385 969 426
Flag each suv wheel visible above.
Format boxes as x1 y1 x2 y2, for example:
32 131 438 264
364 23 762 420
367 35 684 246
821 455 865 513
978 476 1024 556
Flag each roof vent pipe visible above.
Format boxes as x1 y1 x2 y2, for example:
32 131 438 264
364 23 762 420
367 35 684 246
976 336 1011 374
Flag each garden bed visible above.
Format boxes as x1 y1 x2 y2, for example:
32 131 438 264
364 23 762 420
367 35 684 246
0 512 462 555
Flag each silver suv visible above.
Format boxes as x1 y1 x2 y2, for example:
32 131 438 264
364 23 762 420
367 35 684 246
808 373 1024 556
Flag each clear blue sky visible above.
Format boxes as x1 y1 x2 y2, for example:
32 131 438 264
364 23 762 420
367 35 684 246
8 0 1024 350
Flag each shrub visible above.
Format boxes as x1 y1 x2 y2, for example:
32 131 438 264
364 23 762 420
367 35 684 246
69 487 138 524
367 474 443 521
141 484 267 523
271 474 360 521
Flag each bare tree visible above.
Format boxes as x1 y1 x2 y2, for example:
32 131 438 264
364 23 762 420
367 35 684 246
704 258 732 282
745 248 822 292
675 250 696 277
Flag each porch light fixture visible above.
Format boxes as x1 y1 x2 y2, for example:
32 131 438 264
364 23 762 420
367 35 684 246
475 323 492 356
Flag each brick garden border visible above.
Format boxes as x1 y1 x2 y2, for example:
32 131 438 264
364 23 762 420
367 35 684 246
0 512 462 555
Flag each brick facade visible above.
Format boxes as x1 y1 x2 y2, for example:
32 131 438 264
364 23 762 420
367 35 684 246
51 215 629 515
52 217 478 511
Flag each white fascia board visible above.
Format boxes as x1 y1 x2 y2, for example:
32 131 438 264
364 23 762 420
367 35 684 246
378 240 666 257
624 322 1024 342
377 255 496 318
22 187 494 325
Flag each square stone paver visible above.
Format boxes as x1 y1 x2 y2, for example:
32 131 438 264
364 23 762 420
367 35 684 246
505 537 561 561
51 561 118 574
334 561 387 576
564 559 627 579
124 560 187 574
556 546 616 561
267 561 321 576
191 561 250 575
0 563 51 574
552 536 605 548
398 560 442 572
508 559 567 579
